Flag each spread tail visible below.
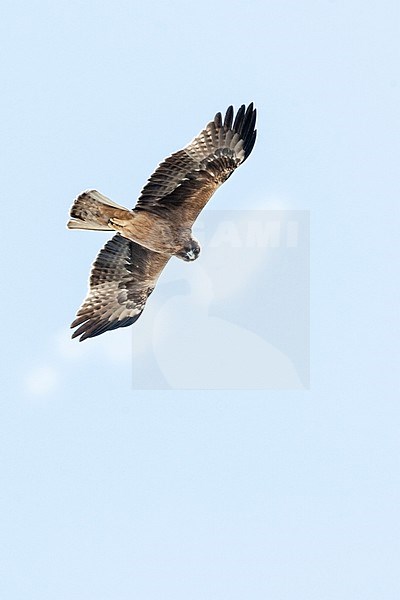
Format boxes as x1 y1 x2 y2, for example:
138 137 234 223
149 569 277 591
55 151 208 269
67 190 129 231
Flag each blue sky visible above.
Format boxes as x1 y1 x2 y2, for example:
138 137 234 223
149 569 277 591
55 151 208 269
1 0 399 598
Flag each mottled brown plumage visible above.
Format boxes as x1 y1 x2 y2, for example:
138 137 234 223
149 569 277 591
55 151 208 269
67 104 257 341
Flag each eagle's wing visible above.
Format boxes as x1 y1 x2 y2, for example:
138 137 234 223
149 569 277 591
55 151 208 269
134 104 257 226
71 234 169 341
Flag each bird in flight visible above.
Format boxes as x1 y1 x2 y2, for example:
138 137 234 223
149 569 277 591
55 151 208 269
67 103 257 341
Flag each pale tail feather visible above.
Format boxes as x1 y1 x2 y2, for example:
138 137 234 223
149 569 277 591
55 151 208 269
67 190 127 231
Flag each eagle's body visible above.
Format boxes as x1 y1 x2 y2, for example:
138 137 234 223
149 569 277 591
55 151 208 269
68 104 257 341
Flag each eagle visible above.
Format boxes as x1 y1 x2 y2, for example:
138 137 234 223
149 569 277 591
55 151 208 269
67 103 257 341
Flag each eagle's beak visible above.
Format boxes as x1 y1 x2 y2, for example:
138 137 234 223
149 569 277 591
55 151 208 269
186 249 197 260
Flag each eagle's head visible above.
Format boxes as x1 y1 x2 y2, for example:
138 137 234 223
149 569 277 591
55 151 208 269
176 239 201 262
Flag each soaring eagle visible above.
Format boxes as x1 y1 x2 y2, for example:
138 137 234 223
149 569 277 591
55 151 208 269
67 103 257 341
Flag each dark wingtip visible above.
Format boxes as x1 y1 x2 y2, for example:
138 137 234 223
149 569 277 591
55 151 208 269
238 103 255 138
212 103 257 161
233 104 246 131
71 313 143 342
223 105 234 130
244 129 257 159
214 111 223 128
71 325 88 341
232 104 257 160
215 103 257 141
